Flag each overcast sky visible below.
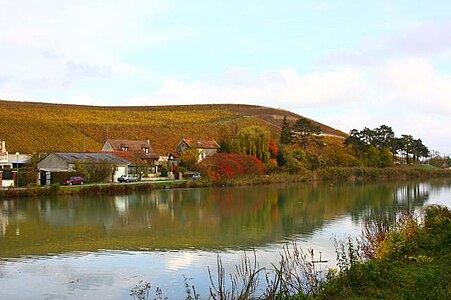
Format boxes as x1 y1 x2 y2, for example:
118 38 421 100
1 1 450 154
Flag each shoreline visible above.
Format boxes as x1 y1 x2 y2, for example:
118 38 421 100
1 165 450 199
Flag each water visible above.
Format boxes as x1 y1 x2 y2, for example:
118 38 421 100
1 179 450 299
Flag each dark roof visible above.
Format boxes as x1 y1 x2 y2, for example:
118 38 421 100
53 152 131 165
183 138 220 149
105 139 159 159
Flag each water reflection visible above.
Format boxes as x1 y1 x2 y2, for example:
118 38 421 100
0 179 450 258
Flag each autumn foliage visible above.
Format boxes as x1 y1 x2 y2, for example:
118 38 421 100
196 153 266 183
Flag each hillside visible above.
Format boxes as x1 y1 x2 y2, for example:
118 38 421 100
0 100 347 155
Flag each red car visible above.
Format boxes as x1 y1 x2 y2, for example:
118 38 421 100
64 176 84 185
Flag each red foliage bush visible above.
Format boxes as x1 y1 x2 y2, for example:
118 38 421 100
269 140 279 158
196 153 266 183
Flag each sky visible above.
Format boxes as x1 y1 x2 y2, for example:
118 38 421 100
1 0 450 154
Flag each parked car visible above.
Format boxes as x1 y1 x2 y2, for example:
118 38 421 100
192 173 202 180
117 174 140 183
63 176 84 185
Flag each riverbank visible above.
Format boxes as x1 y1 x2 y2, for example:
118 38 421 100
1 165 449 199
315 204 451 299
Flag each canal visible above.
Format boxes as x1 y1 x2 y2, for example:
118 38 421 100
1 178 450 299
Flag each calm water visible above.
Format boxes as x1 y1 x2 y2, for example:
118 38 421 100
1 179 450 299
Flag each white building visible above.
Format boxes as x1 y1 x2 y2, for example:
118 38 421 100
0 140 12 169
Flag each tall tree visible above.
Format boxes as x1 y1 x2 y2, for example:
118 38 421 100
411 138 429 163
373 125 395 149
292 117 322 149
280 115 293 145
389 137 403 164
345 129 368 152
400 134 414 164
232 126 270 163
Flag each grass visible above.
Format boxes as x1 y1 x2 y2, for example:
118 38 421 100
318 205 451 299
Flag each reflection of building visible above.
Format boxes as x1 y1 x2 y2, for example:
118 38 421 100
0 210 8 236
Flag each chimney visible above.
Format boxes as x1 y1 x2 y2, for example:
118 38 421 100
1 140 5 154
147 139 150 145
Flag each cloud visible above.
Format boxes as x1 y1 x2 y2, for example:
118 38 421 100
372 58 451 114
320 21 451 66
131 67 366 109
127 55 451 153
0 0 191 93
166 252 195 272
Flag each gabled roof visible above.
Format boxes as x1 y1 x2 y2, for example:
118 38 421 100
104 139 159 159
53 152 131 165
182 138 220 149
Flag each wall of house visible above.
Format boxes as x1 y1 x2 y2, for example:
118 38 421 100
114 166 127 182
176 140 189 154
199 149 218 161
0 140 10 168
101 142 114 152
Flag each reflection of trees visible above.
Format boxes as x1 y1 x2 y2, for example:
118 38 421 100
0 178 449 258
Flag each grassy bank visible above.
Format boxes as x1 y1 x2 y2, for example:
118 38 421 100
1 165 449 199
317 205 451 299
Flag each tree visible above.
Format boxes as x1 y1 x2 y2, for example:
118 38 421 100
389 137 403 164
74 159 116 183
180 148 199 170
280 116 293 145
411 139 429 163
345 129 368 152
373 125 395 149
400 135 414 164
232 126 271 163
291 117 322 149
218 140 231 154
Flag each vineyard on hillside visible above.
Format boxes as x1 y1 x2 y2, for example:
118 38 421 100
0 100 346 154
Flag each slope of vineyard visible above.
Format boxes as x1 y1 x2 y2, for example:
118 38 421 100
0 100 347 154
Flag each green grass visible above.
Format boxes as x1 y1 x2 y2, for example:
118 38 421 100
416 163 442 171
317 205 451 299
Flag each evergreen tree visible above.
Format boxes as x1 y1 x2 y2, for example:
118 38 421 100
292 117 322 149
280 115 293 145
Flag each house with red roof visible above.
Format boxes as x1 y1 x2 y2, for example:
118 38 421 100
101 139 160 176
176 138 220 162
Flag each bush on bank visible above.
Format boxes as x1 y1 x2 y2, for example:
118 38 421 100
195 153 266 184
318 205 451 299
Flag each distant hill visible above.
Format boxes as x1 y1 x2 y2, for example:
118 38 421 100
0 100 347 155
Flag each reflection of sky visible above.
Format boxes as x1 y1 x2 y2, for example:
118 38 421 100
425 185 451 207
0 216 376 299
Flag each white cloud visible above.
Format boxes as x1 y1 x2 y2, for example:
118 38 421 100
130 67 366 109
0 0 188 94
372 58 451 114
127 55 451 153
166 252 195 272
320 21 451 66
